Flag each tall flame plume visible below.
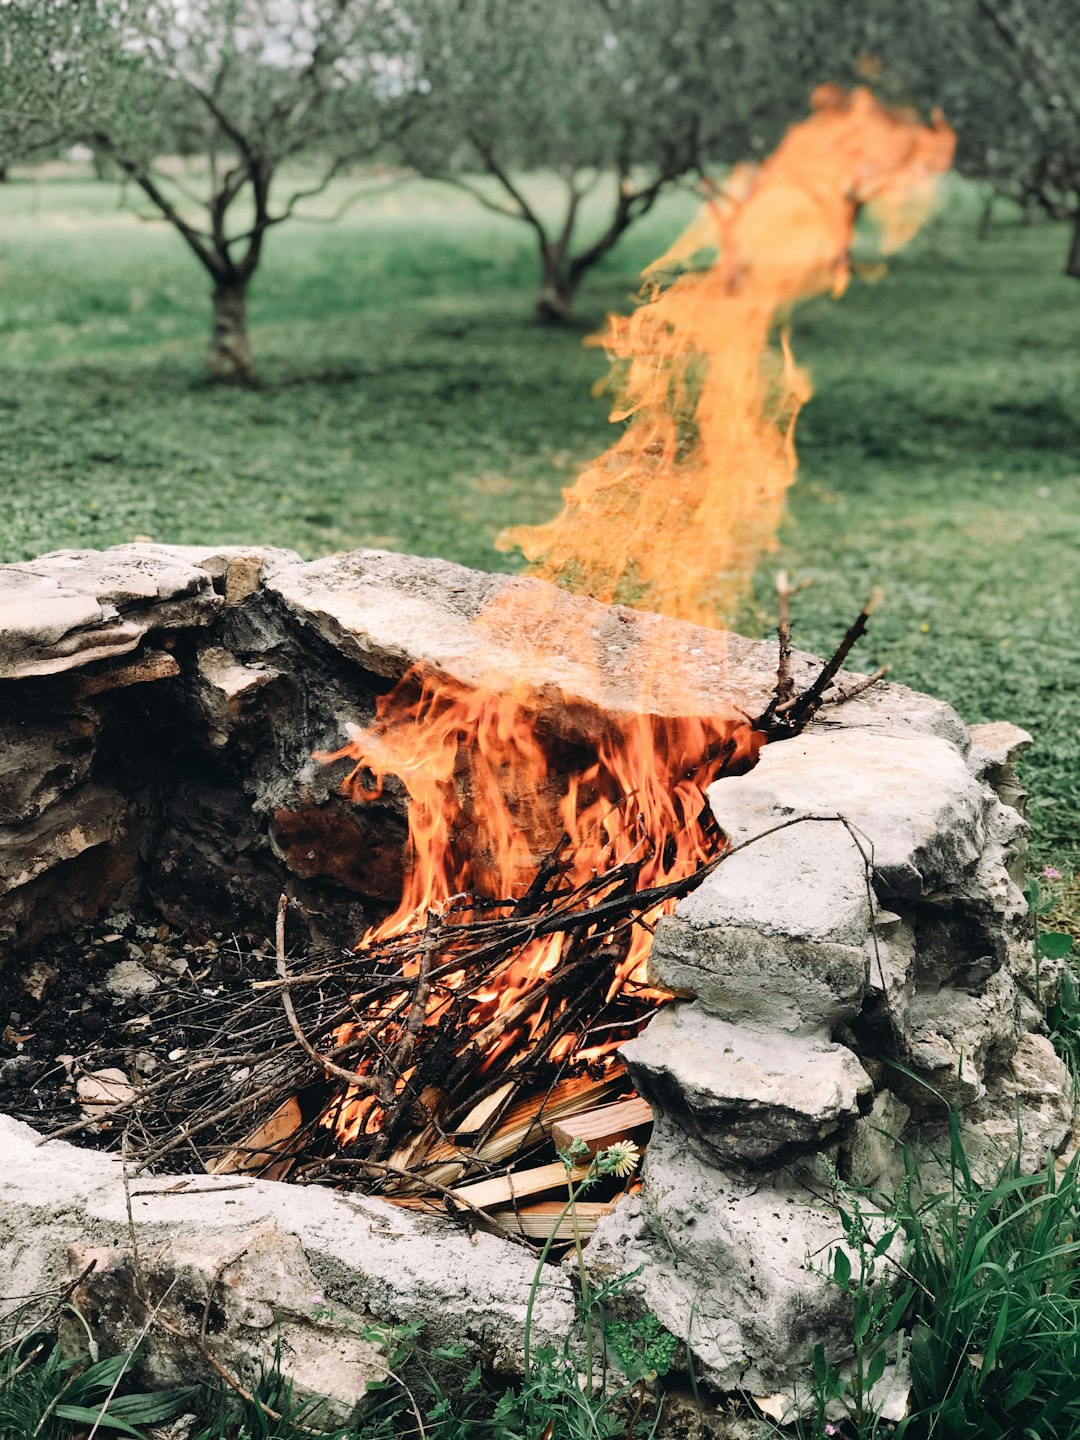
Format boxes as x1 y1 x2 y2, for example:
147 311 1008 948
500 85 955 625
321 88 954 1146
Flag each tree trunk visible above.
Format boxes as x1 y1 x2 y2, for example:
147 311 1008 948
208 282 254 382
534 253 578 324
976 190 995 241
1066 213 1080 281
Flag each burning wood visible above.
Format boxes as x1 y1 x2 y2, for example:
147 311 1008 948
29 583 888 1247
14 84 951 1249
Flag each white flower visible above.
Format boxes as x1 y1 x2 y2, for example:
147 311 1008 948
597 1140 640 1178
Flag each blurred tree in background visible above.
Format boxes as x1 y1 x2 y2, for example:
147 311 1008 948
1 0 410 381
400 0 796 323
790 0 1080 279
3 0 1080 363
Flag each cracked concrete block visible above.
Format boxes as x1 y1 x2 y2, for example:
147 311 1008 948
621 1004 873 1165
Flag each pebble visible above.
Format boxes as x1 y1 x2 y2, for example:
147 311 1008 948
104 960 161 1000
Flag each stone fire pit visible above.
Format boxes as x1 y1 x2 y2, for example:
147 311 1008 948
0 543 1071 1416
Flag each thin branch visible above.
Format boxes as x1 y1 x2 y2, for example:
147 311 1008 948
276 894 395 1105
435 171 532 224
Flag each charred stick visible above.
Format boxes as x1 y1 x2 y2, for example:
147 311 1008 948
821 664 890 707
780 587 884 728
276 895 396 1107
755 569 814 731
518 834 573 914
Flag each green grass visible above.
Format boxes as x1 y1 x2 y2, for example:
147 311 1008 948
0 169 1076 862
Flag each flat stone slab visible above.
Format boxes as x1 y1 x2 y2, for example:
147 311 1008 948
263 548 968 741
0 542 969 742
648 920 869 1034
621 1004 872 1164
665 822 874 944
0 547 217 679
265 548 787 724
705 729 990 900
0 1115 574 1378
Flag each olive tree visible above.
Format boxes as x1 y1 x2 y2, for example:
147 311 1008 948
937 0 1080 277
795 0 1080 278
1 0 409 381
0 0 119 164
401 0 791 323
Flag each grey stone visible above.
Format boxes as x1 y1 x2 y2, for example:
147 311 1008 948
901 968 1020 1108
706 729 990 901
0 1116 575 1381
66 1223 388 1424
0 546 221 679
809 679 970 751
584 1121 859 1394
666 823 873 945
846 1091 911 1189
621 1004 873 1165
103 959 160 999
0 784 130 900
0 703 99 827
648 919 869 1035
967 720 1033 778
265 548 778 728
193 647 281 747
264 549 956 742
965 1033 1072 1180
865 915 916 1038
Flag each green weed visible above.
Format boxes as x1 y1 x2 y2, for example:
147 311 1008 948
789 1116 1080 1440
0 1325 196 1439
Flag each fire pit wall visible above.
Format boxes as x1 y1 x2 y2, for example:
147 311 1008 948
0 543 1072 1407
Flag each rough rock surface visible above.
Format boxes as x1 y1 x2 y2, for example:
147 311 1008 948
67 1225 388 1423
0 546 227 680
0 542 962 952
0 542 1068 1404
647 923 870 1035
705 729 990 901
584 1119 859 1394
622 1004 873 1164
0 1114 575 1385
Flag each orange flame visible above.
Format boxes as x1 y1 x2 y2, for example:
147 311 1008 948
499 86 955 625
321 89 954 1145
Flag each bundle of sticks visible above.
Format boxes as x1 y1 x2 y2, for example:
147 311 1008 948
47 836 713 1242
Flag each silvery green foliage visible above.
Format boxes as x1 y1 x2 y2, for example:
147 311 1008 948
0 0 413 373
773 0 1080 273
397 0 807 317
0 0 132 160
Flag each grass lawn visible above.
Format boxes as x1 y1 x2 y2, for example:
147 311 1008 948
0 169 1077 865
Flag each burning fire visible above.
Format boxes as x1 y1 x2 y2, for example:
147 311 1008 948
501 85 955 625
321 88 954 1151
